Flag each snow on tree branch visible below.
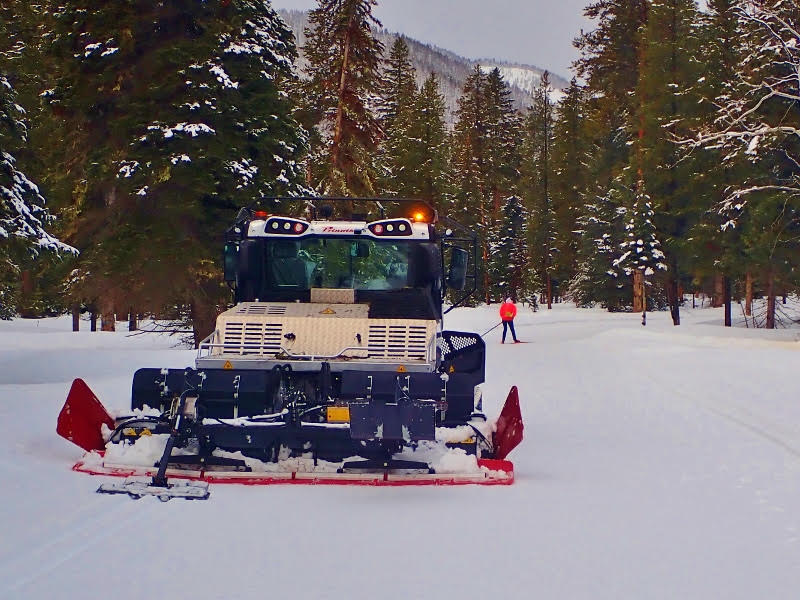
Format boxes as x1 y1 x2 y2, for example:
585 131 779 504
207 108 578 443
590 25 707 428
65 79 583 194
690 1 799 222
1 74 76 257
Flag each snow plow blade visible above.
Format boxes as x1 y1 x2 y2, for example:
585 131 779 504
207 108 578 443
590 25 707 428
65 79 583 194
58 378 519 488
57 378 115 452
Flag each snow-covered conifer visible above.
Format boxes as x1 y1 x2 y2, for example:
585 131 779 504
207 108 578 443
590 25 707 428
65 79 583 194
520 72 556 307
452 66 520 303
0 74 76 318
693 0 800 326
611 180 668 310
549 79 588 289
633 0 703 324
489 195 537 304
301 0 384 195
408 74 452 205
568 184 628 310
377 36 419 197
47 1 307 340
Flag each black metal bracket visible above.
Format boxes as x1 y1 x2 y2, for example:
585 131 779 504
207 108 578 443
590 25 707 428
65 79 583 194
438 214 478 314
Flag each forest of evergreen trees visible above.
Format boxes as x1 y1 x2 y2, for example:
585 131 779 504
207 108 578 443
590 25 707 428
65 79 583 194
1 0 798 341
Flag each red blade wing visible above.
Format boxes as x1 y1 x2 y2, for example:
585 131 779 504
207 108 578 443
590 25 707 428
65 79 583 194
57 379 114 452
494 386 523 460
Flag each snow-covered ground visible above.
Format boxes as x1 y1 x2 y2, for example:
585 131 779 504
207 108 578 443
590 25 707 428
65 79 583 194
2 302 800 599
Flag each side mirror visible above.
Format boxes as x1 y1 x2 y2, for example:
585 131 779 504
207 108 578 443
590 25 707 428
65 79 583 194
447 248 468 290
223 243 238 283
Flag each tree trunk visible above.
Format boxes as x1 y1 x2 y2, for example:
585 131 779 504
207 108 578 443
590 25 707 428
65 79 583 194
128 308 138 332
89 305 97 332
331 11 354 175
72 305 80 332
765 270 775 329
19 270 35 318
745 271 753 316
546 274 552 310
723 275 731 327
712 273 724 308
632 269 645 313
479 196 490 305
665 275 680 326
190 300 218 349
100 300 115 332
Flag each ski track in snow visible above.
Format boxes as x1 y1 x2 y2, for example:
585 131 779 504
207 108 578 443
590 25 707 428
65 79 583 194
0 498 163 596
3 304 800 599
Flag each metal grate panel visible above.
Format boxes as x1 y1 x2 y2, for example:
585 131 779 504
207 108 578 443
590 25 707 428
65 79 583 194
437 332 479 356
233 304 287 316
222 321 282 355
368 324 429 360
209 303 434 362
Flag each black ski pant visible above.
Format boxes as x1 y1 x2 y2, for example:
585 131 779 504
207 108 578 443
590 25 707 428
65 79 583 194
502 320 517 342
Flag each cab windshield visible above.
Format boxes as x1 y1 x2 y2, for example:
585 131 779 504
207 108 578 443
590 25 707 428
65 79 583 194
266 238 410 291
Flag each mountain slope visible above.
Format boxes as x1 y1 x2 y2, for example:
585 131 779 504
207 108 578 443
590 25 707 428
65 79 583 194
278 9 569 122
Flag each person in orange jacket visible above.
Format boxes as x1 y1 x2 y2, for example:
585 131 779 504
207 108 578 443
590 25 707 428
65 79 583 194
499 297 520 343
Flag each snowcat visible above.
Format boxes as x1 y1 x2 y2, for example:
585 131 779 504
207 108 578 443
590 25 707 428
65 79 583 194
57 198 523 498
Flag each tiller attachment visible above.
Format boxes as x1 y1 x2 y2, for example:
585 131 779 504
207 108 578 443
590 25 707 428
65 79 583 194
57 377 522 491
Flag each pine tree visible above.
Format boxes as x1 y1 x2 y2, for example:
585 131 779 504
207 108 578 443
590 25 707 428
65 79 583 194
568 180 629 310
549 79 588 293
694 0 800 327
302 0 384 195
47 1 307 341
408 74 452 205
483 68 521 210
0 2 78 317
377 36 418 196
633 0 703 325
379 36 416 130
380 71 452 206
572 0 648 310
489 195 537 303
520 72 556 308
610 179 668 314
451 67 490 298
688 0 749 322
0 72 75 318
574 0 648 177
452 66 520 303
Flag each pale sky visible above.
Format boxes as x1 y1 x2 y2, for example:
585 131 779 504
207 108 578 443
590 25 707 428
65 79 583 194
270 0 593 79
